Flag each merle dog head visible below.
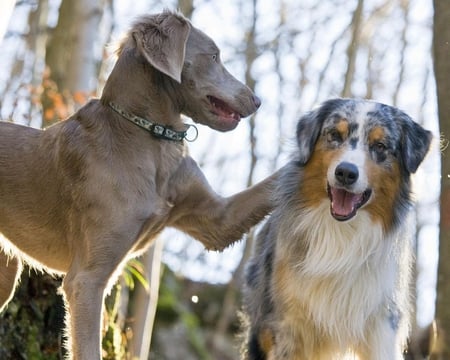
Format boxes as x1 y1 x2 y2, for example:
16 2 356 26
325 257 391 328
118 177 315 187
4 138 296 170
295 98 432 226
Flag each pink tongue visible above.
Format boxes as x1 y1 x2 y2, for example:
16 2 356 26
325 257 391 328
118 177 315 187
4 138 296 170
330 188 363 217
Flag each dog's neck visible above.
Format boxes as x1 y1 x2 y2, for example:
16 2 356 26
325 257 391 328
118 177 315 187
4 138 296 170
100 49 187 133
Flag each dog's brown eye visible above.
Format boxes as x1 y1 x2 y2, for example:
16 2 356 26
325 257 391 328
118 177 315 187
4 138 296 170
374 142 386 152
326 129 342 144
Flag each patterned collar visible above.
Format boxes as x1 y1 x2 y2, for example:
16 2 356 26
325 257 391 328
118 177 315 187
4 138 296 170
108 102 197 142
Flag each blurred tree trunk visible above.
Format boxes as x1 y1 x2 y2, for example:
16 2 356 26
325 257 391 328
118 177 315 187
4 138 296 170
341 0 364 98
46 0 103 93
433 0 450 358
43 0 104 125
432 0 450 357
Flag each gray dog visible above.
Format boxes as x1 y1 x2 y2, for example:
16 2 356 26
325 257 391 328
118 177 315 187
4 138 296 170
0 11 277 359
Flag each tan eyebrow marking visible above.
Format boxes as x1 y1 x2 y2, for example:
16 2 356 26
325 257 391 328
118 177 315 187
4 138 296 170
368 126 385 144
335 119 349 139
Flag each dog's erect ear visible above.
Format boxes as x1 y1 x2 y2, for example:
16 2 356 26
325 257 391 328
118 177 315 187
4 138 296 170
296 99 344 165
397 111 432 173
133 12 190 83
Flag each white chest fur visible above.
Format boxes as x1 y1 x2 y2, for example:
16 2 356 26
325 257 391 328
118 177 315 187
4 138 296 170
275 200 410 345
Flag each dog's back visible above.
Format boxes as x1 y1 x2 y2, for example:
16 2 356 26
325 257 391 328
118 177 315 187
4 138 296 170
242 98 432 360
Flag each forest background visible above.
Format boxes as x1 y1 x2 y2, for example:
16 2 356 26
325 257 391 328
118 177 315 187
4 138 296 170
0 0 448 359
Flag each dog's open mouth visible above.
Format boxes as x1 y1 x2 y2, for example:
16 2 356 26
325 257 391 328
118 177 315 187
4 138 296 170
208 96 241 123
327 186 372 221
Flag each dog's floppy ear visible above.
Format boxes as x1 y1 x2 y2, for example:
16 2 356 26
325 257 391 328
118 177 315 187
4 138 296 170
132 11 190 83
397 111 432 173
296 111 323 165
296 99 343 165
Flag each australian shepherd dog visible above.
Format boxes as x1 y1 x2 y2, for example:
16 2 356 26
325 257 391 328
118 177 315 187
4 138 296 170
242 98 432 360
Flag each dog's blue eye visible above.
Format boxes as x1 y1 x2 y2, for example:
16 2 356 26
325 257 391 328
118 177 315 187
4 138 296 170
212 54 218 61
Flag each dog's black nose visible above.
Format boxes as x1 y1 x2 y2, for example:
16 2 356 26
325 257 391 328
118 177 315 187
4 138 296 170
253 95 261 109
335 162 359 185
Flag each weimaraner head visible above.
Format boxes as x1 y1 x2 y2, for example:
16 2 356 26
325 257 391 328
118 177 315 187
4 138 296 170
126 10 261 132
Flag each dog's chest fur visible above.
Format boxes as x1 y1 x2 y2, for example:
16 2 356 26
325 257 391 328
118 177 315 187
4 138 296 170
273 200 408 345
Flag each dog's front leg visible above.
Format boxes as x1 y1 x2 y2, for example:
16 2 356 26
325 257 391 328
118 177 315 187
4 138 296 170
62 268 107 360
61 228 137 360
0 252 21 312
170 157 280 250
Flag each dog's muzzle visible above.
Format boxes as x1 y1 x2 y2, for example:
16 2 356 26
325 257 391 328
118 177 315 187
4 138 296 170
328 162 372 221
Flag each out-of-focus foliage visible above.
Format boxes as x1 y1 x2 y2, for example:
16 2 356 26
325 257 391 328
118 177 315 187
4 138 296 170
0 271 65 360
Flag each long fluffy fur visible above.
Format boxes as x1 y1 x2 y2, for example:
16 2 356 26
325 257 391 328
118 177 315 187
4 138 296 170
242 98 432 360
